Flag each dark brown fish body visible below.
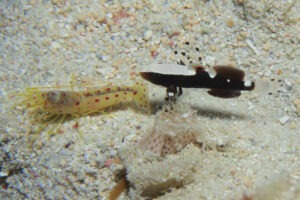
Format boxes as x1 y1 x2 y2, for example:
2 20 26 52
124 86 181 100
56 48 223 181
140 66 255 98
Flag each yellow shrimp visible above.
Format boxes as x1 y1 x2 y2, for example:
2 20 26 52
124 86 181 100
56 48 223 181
16 81 150 134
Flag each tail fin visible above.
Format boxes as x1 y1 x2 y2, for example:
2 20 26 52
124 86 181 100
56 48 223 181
252 78 285 97
131 81 151 113
252 78 270 95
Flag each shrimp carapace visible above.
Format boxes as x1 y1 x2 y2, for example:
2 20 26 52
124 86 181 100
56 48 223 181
16 81 150 133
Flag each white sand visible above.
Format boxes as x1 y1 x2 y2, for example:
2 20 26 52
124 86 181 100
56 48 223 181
1 0 299 199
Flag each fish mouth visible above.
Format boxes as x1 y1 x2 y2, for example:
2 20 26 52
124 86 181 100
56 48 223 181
139 72 148 80
139 72 159 85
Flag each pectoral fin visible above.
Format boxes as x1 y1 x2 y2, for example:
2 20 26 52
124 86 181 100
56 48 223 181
207 89 241 98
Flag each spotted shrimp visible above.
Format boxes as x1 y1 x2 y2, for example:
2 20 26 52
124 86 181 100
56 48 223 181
16 81 150 134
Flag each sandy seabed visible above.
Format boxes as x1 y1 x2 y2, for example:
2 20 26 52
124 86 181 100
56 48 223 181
0 0 299 199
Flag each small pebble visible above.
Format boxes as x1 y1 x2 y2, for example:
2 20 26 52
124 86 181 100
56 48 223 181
279 116 290 125
0 171 8 177
50 41 61 50
284 80 292 89
97 54 109 61
264 70 272 77
106 12 113 18
293 98 300 115
137 37 143 43
247 102 255 110
109 149 117 157
226 19 235 27
143 30 153 41
123 134 136 142
205 55 216 66
210 45 218 52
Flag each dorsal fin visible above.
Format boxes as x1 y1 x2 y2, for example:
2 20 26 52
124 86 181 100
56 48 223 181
213 66 245 80
207 89 241 98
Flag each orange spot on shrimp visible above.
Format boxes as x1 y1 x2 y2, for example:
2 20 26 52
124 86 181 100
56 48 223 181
75 101 80 106
95 99 100 102
105 97 109 100
115 94 119 97
105 88 111 91
133 91 137 95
